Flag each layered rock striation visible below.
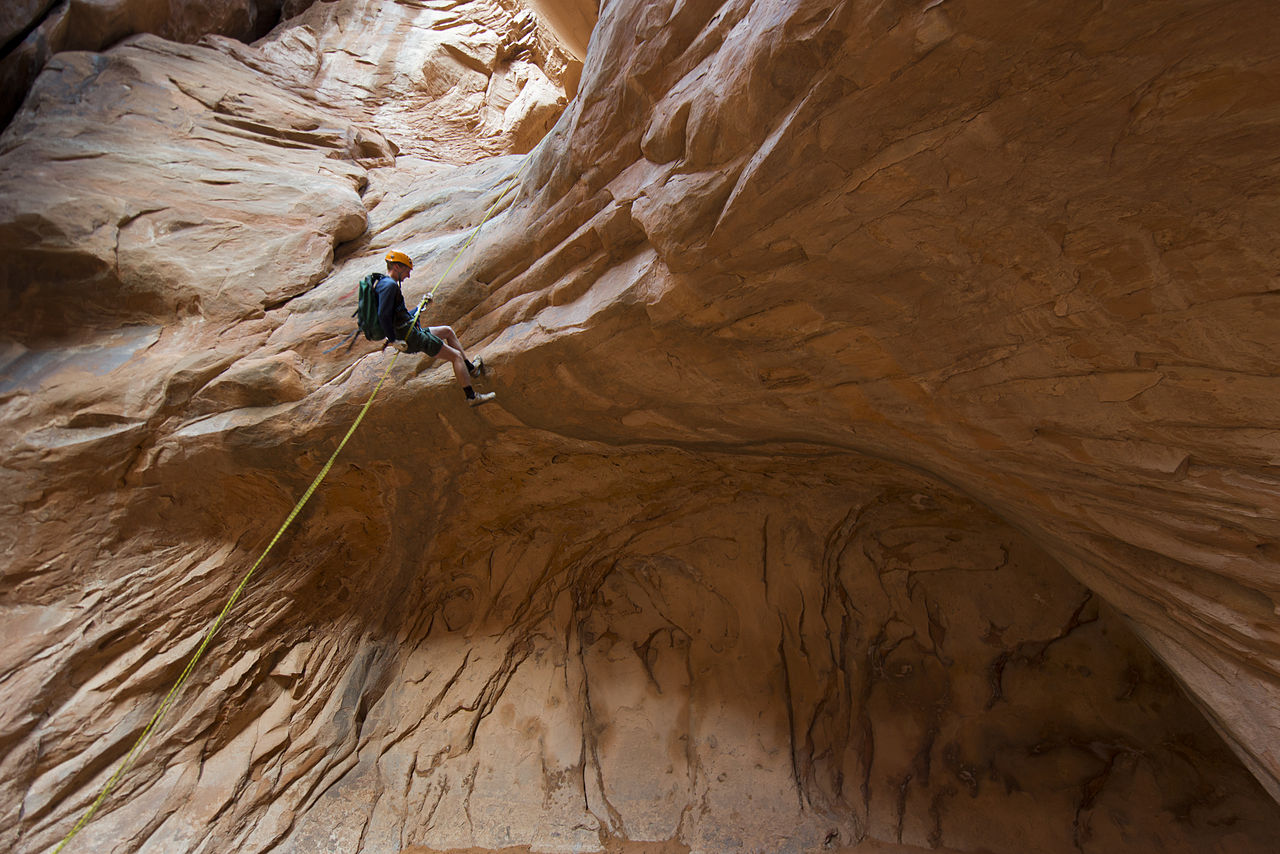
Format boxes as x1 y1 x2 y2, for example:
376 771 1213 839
1 0 321 128
2 1 1280 853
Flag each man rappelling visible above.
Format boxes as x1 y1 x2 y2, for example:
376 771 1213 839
361 250 495 407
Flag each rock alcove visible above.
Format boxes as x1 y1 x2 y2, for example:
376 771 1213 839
2 1 1279 853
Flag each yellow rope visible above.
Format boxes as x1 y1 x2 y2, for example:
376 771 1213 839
416 156 532 309
50 158 528 853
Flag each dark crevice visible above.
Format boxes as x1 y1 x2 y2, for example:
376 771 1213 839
0 0 61 61
776 614 805 810
2 1 317 132
0 1 67 131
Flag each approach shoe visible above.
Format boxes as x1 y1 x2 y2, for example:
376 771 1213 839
468 356 485 378
469 391 496 407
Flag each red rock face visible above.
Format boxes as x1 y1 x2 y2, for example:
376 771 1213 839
0 0 321 127
2 1 1279 853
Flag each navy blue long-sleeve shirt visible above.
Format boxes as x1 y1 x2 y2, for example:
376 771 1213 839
374 274 413 342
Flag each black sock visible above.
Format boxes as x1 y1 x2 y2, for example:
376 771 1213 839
464 359 475 373
464 386 476 399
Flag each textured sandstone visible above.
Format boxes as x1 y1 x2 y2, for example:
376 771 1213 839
0 0 320 127
3 1 1280 853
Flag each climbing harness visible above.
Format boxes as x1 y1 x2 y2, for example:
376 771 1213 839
50 157 530 853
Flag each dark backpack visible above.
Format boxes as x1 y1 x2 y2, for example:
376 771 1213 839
355 272 386 341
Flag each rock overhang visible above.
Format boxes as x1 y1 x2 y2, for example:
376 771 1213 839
3 1 1280 852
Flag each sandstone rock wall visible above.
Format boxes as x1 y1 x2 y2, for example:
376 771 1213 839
495 0 1280 804
0 0 319 128
2 1 1279 853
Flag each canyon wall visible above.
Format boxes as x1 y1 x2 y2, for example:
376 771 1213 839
2 1 1279 853
0 0 322 127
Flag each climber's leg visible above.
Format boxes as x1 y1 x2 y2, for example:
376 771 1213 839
403 324 491 405
429 325 483 376
434 340 471 389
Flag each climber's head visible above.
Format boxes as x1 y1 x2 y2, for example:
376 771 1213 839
385 250 413 281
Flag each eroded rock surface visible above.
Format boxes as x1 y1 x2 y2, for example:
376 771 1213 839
0 0 320 128
3 1 1279 853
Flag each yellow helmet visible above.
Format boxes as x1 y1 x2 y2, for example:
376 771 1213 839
385 250 414 269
